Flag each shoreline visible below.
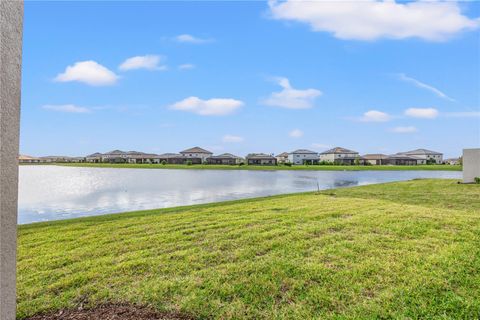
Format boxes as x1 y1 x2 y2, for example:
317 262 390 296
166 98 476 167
21 162 462 171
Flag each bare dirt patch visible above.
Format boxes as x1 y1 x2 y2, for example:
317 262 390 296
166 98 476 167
25 303 195 320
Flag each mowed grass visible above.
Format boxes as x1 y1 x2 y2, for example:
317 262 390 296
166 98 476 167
35 162 462 171
17 179 480 319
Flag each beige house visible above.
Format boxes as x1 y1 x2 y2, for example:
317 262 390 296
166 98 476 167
398 149 442 164
86 152 103 163
246 153 277 165
275 152 289 164
206 153 243 165
319 147 360 164
180 147 213 162
444 158 460 165
362 154 389 165
18 155 40 163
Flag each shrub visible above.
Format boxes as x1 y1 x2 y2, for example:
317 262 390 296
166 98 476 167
186 160 193 166
238 162 245 166
284 162 292 167
475 177 480 184
161 160 167 165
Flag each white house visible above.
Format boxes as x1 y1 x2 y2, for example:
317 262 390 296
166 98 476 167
319 147 359 164
179 147 213 162
288 149 319 165
398 149 443 164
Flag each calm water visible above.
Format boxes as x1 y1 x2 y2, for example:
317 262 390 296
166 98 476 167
18 166 461 224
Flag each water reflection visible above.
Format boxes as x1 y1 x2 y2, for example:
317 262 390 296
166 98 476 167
18 166 461 224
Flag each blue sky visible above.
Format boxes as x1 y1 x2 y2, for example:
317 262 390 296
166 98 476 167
21 1 480 158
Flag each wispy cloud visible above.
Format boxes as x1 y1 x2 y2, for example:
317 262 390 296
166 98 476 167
398 74 454 102
178 64 195 70
170 96 244 116
42 104 91 113
54 61 118 86
360 110 391 122
289 129 304 138
390 126 418 134
262 77 322 109
268 0 479 41
222 135 244 143
405 107 439 119
442 111 480 118
175 34 213 44
119 55 166 71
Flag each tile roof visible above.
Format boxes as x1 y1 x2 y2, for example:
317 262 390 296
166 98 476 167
319 147 358 155
362 154 388 160
290 149 318 154
180 147 213 154
399 149 442 155
210 153 241 159
18 154 40 160
246 153 276 159
275 152 289 157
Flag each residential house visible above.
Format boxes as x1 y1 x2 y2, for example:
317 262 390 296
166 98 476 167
157 153 202 165
443 158 460 165
127 153 161 164
246 153 277 165
362 154 389 165
18 155 40 163
179 147 213 163
319 147 361 165
206 153 243 165
398 149 443 164
39 156 85 163
288 149 319 165
86 152 103 163
101 150 130 163
385 154 418 166
275 152 289 164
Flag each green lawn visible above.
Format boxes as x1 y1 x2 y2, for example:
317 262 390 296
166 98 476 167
34 162 462 171
18 179 479 319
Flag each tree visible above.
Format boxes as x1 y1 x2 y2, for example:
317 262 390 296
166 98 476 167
354 156 360 166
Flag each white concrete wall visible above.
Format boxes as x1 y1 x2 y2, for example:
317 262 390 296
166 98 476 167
1 1 23 319
288 153 318 165
463 148 480 183
319 153 358 163
181 152 211 161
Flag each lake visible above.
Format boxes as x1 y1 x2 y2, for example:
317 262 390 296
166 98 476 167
18 166 462 224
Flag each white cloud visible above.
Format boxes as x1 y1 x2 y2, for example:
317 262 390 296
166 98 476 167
268 0 479 41
42 104 91 113
391 126 418 133
119 55 166 71
170 96 244 116
222 135 244 143
262 77 322 109
398 74 454 101
54 61 118 86
289 129 304 138
405 107 439 119
178 64 195 70
360 110 391 122
175 34 213 44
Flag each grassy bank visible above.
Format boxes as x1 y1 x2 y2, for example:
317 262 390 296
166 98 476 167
36 162 462 171
18 179 479 319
